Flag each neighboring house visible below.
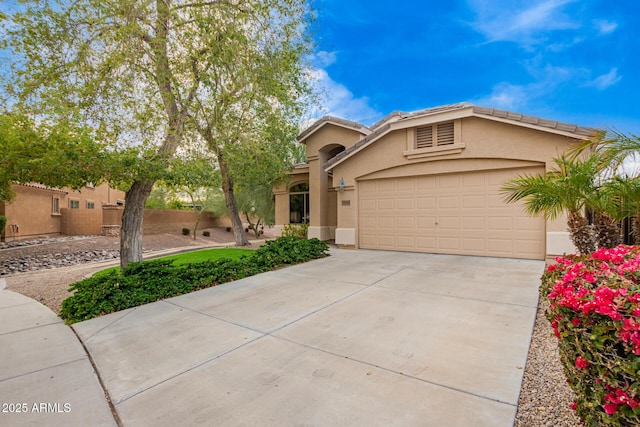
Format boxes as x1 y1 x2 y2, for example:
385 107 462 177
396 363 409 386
273 103 597 260
0 182 125 239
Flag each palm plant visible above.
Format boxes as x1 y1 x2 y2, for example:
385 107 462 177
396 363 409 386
571 130 640 244
589 180 623 249
602 175 640 243
501 154 600 254
587 131 640 172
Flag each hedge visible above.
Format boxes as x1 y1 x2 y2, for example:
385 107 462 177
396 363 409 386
541 245 640 426
60 237 330 324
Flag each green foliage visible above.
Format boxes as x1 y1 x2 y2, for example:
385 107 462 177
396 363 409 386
0 215 6 235
168 199 185 210
181 228 190 236
0 113 110 203
145 185 170 209
501 152 632 254
60 237 329 323
95 248 253 277
542 246 640 426
281 223 308 239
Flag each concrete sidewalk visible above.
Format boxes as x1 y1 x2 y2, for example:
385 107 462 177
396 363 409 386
0 278 116 426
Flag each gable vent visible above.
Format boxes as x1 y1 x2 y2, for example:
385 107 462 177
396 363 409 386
416 126 433 148
437 122 454 145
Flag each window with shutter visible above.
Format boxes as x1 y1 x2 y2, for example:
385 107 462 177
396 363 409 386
406 120 463 159
437 122 454 145
416 126 433 148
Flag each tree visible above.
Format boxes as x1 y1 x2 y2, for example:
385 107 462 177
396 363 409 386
2 1 312 267
502 154 600 254
236 182 274 238
189 0 313 246
0 113 108 203
165 154 220 239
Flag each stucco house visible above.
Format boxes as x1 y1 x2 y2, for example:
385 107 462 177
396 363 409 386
0 182 125 239
273 103 597 260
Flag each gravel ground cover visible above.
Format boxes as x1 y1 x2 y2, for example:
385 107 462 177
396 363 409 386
1 232 581 426
515 297 581 426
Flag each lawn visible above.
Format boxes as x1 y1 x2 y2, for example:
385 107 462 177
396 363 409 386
96 247 254 276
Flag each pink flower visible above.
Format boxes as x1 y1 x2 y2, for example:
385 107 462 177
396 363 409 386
604 388 640 411
571 318 582 327
575 356 590 369
569 401 577 411
603 403 618 415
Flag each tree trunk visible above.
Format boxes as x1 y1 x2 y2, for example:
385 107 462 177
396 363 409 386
219 154 249 246
594 212 622 249
120 180 154 269
567 210 596 254
633 212 640 244
192 210 202 240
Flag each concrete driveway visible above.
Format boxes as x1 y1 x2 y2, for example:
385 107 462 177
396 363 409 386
73 248 544 426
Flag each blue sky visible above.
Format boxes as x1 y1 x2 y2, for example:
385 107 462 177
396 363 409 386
309 0 640 134
2 0 638 135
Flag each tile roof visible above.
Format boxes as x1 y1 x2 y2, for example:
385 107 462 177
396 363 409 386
471 106 596 137
15 183 68 194
322 102 598 170
296 115 371 142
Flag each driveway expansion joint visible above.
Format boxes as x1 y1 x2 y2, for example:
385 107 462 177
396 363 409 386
0 357 87 383
270 334 517 408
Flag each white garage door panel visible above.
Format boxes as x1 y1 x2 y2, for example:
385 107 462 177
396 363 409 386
358 168 545 259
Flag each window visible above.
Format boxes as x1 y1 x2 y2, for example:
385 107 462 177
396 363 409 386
289 182 309 224
416 121 454 148
87 201 95 209
52 197 60 214
69 199 80 209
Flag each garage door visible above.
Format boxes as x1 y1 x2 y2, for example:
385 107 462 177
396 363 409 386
358 167 545 259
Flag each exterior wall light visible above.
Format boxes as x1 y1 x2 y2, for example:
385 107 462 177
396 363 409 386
339 177 345 193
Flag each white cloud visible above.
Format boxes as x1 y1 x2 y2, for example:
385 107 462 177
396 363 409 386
473 63 580 110
475 83 527 110
588 68 622 90
467 0 579 46
313 51 337 68
593 19 618 35
308 68 381 124
304 51 382 126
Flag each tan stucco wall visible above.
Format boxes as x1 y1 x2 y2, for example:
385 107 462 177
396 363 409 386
303 125 365 155
329 117 582 252
331 118 577 185
1 183 125 238
275 115 588 254
99 207 224 235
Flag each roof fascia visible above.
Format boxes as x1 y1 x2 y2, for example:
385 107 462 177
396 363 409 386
296 117 371 143
470 113 597 139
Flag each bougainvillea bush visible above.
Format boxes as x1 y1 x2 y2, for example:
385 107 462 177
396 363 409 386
541 245 640 426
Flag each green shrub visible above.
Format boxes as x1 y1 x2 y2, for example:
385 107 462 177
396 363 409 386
281 223 308 239
542 245 640 426
181 228 190 236
202 230 210 237
0 215 6 235
60 237 330 323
